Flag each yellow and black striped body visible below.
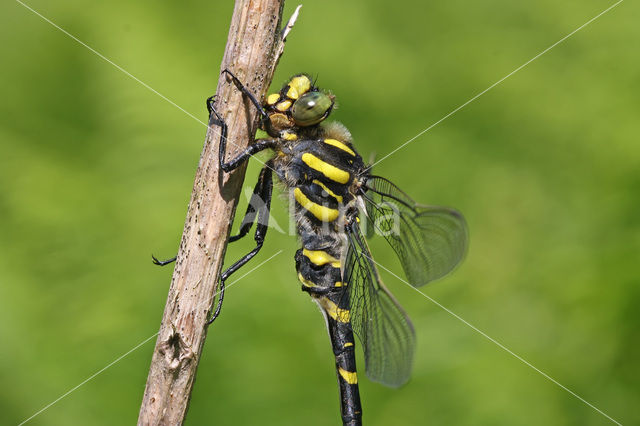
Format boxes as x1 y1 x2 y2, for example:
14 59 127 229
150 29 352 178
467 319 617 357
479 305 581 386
277 134 361 224
273 127 366 425
295 244 362 425
171 72 464 426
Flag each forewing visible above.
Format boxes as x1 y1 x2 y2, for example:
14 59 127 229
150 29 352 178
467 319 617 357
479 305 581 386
362 176 468 287
343 223 415 387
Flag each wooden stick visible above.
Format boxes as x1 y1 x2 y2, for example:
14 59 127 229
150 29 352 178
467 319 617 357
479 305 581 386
137 2 300 424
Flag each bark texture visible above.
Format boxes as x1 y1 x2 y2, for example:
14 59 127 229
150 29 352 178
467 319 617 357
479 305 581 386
138 1 294 424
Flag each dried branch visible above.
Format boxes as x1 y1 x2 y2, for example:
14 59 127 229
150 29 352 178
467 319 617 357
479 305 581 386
137 2 300 424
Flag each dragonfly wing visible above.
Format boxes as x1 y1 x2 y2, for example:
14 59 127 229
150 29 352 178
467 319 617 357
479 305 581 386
343 222 415 387
361 175 468 287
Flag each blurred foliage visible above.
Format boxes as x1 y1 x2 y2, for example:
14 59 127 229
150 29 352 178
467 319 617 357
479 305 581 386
1 0 638 425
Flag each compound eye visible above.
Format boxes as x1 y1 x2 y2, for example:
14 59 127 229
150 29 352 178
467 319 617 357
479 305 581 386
292 92 333 126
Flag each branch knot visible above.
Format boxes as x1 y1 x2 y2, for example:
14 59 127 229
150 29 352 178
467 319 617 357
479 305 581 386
158 330 194 371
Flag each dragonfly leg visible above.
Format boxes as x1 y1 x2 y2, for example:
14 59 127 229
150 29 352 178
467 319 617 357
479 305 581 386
207 164 273 325
221 69 269 122
151 255 176 266
228 164 272 243
208 76 278 173
151 161 273 269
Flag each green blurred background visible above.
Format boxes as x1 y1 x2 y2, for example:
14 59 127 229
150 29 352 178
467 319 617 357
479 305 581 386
1 0 638 424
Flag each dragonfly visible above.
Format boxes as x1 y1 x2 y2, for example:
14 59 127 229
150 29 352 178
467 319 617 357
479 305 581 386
154 70 468 425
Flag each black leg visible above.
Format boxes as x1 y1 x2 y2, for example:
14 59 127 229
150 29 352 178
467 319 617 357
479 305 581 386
207 164 273 325
209 277 226 325
152 254 176 266
207 96 278 173
221 69 269 122
228 165 272 243
208 72 280 172
151 166 270 267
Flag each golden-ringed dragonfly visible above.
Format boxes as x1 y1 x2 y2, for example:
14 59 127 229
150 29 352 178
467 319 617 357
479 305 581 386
154 70 468 426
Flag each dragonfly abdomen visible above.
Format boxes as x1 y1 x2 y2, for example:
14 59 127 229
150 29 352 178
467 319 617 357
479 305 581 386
295 245 362 425
326 307 362 426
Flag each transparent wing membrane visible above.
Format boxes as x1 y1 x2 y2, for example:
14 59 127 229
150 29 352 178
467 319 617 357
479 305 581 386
343 224 415 387
342 176 467 387
361 176 468 287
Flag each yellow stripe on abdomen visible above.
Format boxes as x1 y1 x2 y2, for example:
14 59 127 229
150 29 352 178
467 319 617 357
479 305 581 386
338 368 358 384
318 297 350 323
301 153 350 184
303 249 341 268
297 272 317 288
294 188 339 222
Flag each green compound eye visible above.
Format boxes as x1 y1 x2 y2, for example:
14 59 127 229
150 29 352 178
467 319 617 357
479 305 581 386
291 92 333 126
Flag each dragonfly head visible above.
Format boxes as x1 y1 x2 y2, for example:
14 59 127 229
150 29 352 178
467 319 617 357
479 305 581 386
263 74 335 135
292 91 334 126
